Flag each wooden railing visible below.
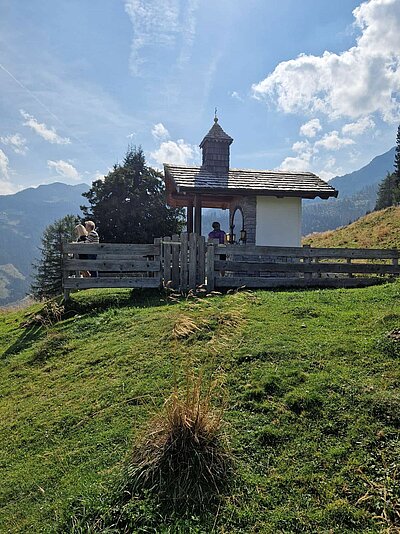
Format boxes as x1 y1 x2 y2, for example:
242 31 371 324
206 244 400 290
62 241 162 299
61 237 400 298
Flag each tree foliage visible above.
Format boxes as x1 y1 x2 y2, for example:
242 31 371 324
375 172 399 211
31 214 78 300
395 124 400 179
81 146 184 243
375 125 400 211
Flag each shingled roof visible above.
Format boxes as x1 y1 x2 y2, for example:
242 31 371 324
164 164 338 200
199 118 233 147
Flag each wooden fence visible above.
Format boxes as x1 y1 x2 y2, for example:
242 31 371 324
207 244 400 290
61 235 400 298
62 241 162 299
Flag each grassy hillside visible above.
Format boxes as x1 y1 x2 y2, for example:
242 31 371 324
1 286 400 532
304 205 400 249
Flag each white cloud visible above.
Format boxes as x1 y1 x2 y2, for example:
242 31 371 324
318 170 337 182
314 131 355 151
47 160 80 181
342 116 375 136
279 152 312 172
252 0 400 122
292 140 310 153
150 139 199 167
0 133 28 155
20 110 71 144
230 91 243 101
151 122 170 141
299 118 322 138
0 149 10 180
0 149 20 194
124 0 199 75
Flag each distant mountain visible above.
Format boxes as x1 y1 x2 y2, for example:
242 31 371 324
302 146 395 235
329 147 395 198
0 182 89 306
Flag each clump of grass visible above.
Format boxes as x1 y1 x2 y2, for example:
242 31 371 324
125 376 232 512
172 315 203 339
21 300 65 328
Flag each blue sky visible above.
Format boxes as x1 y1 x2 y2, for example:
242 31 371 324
0 0 399 194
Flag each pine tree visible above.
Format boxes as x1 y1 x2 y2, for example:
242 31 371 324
395 124 400 179
31 214 78 300
375 172 397 211
374 125 400 210
81 146 184 243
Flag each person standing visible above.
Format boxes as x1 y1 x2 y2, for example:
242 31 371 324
85 221 99 277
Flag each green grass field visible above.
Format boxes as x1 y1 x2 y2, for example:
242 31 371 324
1 284 400 533
303 205 400 249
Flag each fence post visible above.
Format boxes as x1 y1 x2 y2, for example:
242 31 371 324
347 257 353 278
171 234 180 289
206 241 215 291
188 233 197 289
162 236 172 284
61 240 71 301
180 233 188 291
197 235 206 286
153 238 162 286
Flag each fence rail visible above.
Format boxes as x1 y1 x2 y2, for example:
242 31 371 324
207 243 400 290
61 236 400 298
61 241 162 299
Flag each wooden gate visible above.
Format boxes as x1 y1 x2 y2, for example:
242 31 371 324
161 233 206 291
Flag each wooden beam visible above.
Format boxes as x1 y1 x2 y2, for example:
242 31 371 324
187 205 194 233
168 192 233 209
194 195 202 235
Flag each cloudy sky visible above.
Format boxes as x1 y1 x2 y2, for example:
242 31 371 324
0 0 399 194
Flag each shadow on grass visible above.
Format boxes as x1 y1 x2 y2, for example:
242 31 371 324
65 288 174 315
2 324 45 358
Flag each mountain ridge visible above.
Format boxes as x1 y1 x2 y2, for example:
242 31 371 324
0 182 89 305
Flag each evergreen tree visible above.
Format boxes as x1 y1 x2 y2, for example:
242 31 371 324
81 146 184 243
375 172 398 211
395 124 400 179
374 125 400 210
31 214 78 300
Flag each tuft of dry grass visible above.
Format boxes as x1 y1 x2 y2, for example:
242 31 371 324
125 375 232 511
172 315 202 339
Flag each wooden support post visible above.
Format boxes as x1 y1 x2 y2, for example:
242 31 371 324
187 205 194 234
163 236 172 284
171 234 180 289
188 233 197 289
180 233 188 291
194 195 202 236
206 242 215 291
347 257 353 278
61 240 71 301
152 238 162 283
315 257 321 278
197 235 206 286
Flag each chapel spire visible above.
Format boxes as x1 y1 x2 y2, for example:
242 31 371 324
199 115 233 174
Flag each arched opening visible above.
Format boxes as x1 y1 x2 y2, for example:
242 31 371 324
230 206 245 243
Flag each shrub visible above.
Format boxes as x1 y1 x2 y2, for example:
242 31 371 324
124 377 232 512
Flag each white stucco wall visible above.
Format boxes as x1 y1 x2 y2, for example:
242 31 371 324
255 196 302 247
